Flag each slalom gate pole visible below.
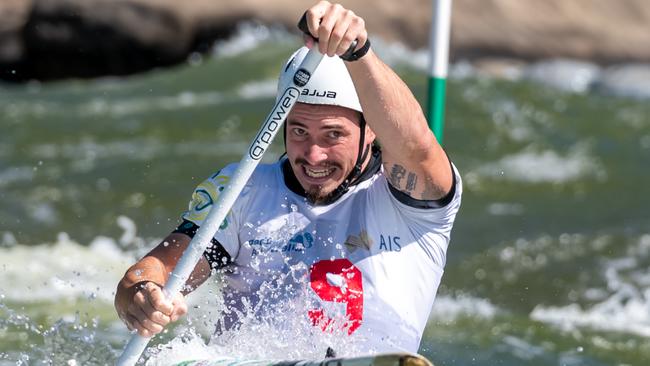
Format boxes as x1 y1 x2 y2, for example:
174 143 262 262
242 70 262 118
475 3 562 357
427 0 453 144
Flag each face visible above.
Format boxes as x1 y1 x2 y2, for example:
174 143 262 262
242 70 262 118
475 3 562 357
286 103 375 204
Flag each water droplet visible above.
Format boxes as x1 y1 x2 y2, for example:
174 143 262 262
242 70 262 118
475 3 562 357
163 241 169 247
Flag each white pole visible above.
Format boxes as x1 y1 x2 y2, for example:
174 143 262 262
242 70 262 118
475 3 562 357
427 0 452 143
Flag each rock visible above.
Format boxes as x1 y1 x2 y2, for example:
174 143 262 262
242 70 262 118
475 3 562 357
1 0 650 81
0 0 32 64
451 0 650 63
18 0 199 80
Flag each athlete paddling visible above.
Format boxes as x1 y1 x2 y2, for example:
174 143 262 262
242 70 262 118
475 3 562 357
115 1 461 353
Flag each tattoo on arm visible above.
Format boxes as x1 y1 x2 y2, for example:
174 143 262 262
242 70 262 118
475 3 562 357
389 164 419 195
389 164 406 187
422 176 446 199
405 173 418 193
387 163 448 200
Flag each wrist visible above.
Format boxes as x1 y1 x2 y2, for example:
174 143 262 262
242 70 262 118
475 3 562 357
341 39 371 62
122 257 167 289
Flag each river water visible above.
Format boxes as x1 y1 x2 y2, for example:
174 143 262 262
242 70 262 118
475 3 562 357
1 25 649 365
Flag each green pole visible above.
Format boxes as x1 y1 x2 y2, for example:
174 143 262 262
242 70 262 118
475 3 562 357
427 76 447 144
427 0 452 144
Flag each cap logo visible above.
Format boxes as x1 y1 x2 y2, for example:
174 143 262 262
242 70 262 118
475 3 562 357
293 68 311 87
301 89 337 99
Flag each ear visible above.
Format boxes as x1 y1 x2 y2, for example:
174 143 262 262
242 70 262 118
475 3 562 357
365 125 376 143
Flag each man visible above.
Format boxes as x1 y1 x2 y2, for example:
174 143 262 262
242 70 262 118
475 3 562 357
115 1 461 353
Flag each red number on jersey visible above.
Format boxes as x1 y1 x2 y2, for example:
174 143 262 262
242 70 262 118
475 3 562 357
308 258 363 335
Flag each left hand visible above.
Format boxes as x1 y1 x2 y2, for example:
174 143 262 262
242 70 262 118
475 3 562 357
303 1 368 57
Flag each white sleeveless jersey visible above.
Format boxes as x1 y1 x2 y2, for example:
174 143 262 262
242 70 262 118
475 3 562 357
182 160 462 353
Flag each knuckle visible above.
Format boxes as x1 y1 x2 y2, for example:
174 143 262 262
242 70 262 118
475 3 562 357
133 291 145 303
151 323 163 333
141 318 158 330
155 312 170 324
320 22 333 32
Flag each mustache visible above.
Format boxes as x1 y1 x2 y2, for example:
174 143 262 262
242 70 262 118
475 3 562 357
293 158 342 170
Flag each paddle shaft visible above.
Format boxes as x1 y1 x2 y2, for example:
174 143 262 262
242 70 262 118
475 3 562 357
116 47 324 366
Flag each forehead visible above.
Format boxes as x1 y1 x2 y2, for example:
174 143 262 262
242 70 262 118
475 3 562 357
287 103 361 129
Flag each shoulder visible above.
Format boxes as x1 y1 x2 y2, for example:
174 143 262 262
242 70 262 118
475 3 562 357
182 161 282 224
204 161 281 187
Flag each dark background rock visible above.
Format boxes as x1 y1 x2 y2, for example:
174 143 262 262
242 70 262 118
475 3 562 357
1 0 650 81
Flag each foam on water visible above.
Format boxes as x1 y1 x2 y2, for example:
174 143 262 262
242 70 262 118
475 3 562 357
470 144 605 184
531 234 650 337
429 294 500 321
212 23 297 58
0 217 150 303
523 59 601 93
28 138 249 163
236 79 278 100
77 91 225 118
145 281 369 365
0 166 34 188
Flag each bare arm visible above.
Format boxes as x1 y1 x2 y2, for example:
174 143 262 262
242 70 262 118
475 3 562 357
304 1 453 200
114 232 212 337
346 51 453 200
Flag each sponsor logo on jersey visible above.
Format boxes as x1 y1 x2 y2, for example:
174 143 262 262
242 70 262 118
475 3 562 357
379 234 401 252
249 232 314 255
183 175 230 229
344 230 373 253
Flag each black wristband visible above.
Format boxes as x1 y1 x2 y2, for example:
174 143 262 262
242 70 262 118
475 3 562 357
340 39 371 62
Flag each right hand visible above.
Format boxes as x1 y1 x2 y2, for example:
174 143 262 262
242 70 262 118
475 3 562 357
115 281 188 337
302 1 368 57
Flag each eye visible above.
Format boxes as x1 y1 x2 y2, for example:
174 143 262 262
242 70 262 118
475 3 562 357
327 130 342 139
292 127 307 136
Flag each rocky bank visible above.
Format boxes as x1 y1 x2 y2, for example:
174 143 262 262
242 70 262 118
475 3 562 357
1 0 650 81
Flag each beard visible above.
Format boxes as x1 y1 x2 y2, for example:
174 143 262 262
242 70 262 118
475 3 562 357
293 158 343 205
305 184 336 205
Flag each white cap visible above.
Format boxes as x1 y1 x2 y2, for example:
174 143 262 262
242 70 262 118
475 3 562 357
277 47 362 113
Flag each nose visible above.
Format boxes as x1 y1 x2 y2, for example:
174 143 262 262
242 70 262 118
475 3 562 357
303 143 328 165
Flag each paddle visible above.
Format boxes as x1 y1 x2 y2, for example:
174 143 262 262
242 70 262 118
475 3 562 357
115 18 325 366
